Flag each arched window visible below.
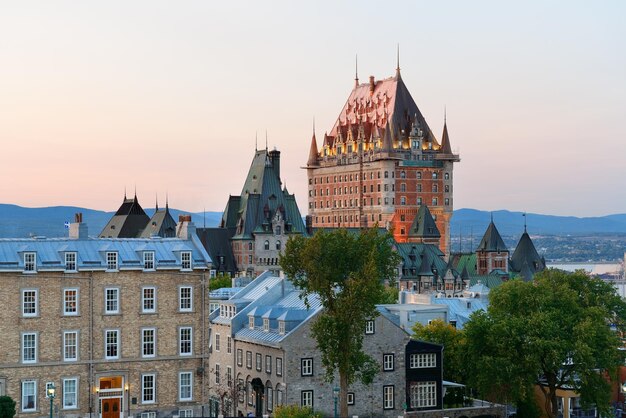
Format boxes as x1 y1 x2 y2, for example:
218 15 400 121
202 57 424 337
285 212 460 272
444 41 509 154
416 171 422 179
248 242 253 251
264 240 270 250
384 171 388 178
276 240 281 250
432 172 438 179
275 226 281 235
400 171 406 179
444 172 450 180
432 184 438 193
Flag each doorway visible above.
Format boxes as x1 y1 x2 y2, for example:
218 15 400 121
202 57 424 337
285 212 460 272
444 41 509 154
102 398 121 418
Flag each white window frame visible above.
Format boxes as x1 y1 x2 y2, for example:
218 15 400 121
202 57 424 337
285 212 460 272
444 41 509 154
278 321 285 334
214 333 220 352
65 252 77 272
143 251 155 271
347 392 355 405
248 316 254 329
256 353 262 371
383 385 394 409
178 372 193 402
365 320 375 334
276 357 283 376
236 349 243 366
411 381 437 408
383 353 394 371
62 378 78 409
141 413 156 418
227 336 232 354
63 331 78 362
246 351 252 369
301 358 313 376
106 251 118 271
63 288 79 316
301 390 313 408
410 353 437 369
263 318 270 331
179 327 193 356
179 409 193 418
141 374 156 404
179 286 193 312
22 332 37 363
142 286 156 313
265 355 272 374
181 251 192 271
105 329 119 360
142 328 156 358
104 287 120 314
22 289 38 317
214 364 220 384
24 252 37 272
21 380 37 412
267 387 273 412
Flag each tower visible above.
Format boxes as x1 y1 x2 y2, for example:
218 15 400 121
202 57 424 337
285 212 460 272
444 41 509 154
475 218 509 275
305 64 460 255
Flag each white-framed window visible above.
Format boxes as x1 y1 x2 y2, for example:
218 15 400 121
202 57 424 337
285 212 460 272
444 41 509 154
104 287 119 314
410 381 437 408
141 412 156 418
179 409 193 417
383 353 394 371
106 252 118 270
214 333 220 352
22 332 37 363
22 289 38 317
266 355 272 374
179 286 193 312
24 252 37 272
62 378 78 409
256 353 262 371
236 349 243 366
142 374 155 404
267 387 273 411
65 252 77 272
263 318 269 331
181 251 192 270
143 251 155 270
105 329 119 359
301 390 313 408
179 327 192 356
278 321 285 334
383 385 394 409
365 320 375 334
410 353 437 368
248 316 254 329
226 366 232 386
214 364 220 384
227 336 232 354
21 380 36 411
276 357 283 376
276 388 283 406
209 269 216 278
347 392 355 405
301 358 313 376
142 328 156 358
63 331 78 361
246 351 252 369
142 287 156 313
63 288 78 315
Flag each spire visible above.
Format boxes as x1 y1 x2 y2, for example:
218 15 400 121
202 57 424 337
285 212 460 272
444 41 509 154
477 217 508 253
265 130 268 151
255 131 258 152
395 44 401 79
165 192 169 210
523 212 527 233
124 186 127 200
307 119 319 166
355 54 359 87
440 115 452 154
155 193 159 211
382 120 393 152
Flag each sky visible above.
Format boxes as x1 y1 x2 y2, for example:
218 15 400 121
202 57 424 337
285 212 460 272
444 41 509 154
1 1 625 217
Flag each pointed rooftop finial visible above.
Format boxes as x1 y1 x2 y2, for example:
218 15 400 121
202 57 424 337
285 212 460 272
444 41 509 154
355 54 359 87
124 186 127 200
523 212 527 233
134 184 137 199
444 106 447 124
155 193 159 211
166 192 169 210
490 212 494 223
395 44 401 78
265 130 268 151
313 117 315 136
255 131 258 152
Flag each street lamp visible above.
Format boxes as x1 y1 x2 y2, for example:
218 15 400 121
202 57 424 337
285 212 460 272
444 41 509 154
333 386 339 418
47 383 56 418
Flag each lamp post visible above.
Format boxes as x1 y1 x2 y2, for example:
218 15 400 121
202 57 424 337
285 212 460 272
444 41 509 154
47 383 56 418
333 386 339 418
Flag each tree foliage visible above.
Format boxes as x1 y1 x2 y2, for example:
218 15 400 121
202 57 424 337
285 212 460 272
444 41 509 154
273 404 322 418
464 269 626 418
209 274 232 291
411 319 465 383
280 228 400 417
0 396 16 418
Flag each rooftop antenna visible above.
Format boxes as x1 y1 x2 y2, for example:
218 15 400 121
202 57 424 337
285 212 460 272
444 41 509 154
523 212 527 233
395 44 401 77
355 54 359 86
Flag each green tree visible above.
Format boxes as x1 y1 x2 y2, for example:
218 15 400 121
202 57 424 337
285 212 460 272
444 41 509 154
0 396 16 418
464 269 626 418
411 319 465 383
280 228 400 418
209 274 231 291
273 404 322 418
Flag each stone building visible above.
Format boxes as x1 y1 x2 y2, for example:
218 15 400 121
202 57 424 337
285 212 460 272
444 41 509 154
208 272 415 417
305 63 460 255
0 214 212 418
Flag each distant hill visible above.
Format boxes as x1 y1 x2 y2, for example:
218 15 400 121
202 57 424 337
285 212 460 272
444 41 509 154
0 204 222 238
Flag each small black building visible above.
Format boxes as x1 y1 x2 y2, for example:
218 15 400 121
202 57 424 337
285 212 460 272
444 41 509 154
405 339 444 411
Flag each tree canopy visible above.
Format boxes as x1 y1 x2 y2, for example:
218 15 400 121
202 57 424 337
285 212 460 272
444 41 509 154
464 269 626 418
0 396 16 418
412 319 465 383
280 228 400 417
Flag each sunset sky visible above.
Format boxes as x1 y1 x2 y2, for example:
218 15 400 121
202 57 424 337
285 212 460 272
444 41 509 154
1 1 624 217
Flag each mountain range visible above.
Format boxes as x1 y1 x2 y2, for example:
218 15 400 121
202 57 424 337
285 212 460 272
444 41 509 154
1 203 625 239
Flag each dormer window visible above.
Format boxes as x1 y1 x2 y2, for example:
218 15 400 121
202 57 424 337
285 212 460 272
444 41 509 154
263 318 269 332
24 252 36 273
275 226 281 235
264 240 270 251
106 252 118 271
248 316 254 330
143 251 155 271
181 251 192 270
65 252 77 272
279 321 285 335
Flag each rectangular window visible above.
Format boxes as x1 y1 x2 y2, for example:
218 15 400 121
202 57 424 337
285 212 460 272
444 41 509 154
105 288 119 314
179 327 192 356
179 410 193 418
301 358 313 376
21 380 36 411
227 336 232 354
142 374 155 404
236 349 243 367
410 353 437 368
65 252 77 272
265 355 272 374
105 330 119 359
215 333 220 352
142 287 156 313
246 351 252 369
181 251 192 270
248 316 254 329
63 288 78 315
143 251 155 270
278 321 285 334
142 328 156 358
22 289 38 317
276 357 283 376
22 333 37 363
214 364 220 384
263 318 269 331
141 413 156 418
383 385 394 409
276 389 283 406
410 381 437 408
347 392 355 405
267 387 273 411
365 320 375 334
179 286 193 312
383 353 394 371
106 252 118 270
179 372 193 401
256 353 262 371
226 366 232 386
301 390 313 408
24 252 36 272
62 378 78 409
63 331 78 361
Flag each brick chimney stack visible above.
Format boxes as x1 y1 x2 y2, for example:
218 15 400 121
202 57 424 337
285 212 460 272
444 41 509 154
69 213 88 239
176 215 196 240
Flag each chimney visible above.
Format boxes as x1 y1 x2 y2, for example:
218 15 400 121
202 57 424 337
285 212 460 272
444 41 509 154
369 75 375 95
268 149 281 179
305 215 313 235
69 213 88 239
176 214 196 240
